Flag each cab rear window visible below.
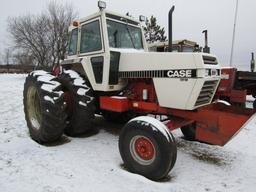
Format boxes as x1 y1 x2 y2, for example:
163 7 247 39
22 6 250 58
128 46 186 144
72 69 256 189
68 28 78 55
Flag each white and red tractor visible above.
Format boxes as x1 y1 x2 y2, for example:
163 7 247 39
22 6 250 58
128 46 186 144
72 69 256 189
23 2 255 180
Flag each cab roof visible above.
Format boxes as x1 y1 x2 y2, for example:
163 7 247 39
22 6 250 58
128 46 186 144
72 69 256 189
78 10 141 26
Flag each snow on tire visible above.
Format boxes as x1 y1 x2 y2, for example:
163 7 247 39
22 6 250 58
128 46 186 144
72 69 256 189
58 70 95 136
119 116 177 181
23 70 67 144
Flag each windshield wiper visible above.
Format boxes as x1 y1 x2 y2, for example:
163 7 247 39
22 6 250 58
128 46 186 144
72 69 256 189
125 23 136 49
113 30 118 48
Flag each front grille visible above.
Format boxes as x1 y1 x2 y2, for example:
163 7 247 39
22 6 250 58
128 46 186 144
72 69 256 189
195 80 218 106
203 56 218 65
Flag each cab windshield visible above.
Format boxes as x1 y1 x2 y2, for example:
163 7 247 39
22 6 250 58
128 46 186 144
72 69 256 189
107 19 143 50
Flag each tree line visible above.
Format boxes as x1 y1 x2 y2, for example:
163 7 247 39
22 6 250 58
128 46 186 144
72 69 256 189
1 1 166 67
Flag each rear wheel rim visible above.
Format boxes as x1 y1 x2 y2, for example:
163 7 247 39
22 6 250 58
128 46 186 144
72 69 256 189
27 86 42 130
130 135 156 165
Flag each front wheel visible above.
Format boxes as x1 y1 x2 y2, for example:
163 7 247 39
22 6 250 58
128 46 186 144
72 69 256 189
119 116 177 180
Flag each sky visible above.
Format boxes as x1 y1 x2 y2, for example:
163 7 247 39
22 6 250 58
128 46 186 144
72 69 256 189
0 0 255 69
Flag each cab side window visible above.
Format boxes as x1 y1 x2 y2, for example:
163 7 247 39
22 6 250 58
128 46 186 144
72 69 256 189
80 20 102 53
68 28 78 55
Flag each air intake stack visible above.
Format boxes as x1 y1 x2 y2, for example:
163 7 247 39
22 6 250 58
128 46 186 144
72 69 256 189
168 6 175 52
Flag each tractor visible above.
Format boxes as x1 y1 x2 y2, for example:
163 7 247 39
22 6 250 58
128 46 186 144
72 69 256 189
23 2 256 180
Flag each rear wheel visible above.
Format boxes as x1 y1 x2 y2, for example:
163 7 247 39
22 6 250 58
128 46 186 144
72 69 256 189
119 116 177 180
23 70 66 144
58 70 95 136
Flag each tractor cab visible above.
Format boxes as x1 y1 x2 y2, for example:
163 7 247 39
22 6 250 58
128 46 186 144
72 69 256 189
64 5 147 92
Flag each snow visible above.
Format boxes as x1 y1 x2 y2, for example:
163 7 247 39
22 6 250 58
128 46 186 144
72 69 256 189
44 95 55 104
64 70 89 89
77 88 89 96
31 70 49 76
0 74 256 192
64 70 81 79
79 101 87 107
110 48 145 53
41 84 59 94
131 116 171 142
37 75 55 83
111 96 127 99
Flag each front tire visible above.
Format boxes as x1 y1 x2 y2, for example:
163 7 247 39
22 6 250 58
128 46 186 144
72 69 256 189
119 116 177 180
23 70 66 144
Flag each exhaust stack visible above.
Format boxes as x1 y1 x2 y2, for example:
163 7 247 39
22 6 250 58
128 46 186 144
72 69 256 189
168 6 175 52
251 52 255 72
202 30 210 53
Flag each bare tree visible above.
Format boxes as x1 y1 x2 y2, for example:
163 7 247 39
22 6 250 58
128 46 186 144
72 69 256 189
8 1 77 67
8 15 49 66
47 1 77 65
13 51 34 65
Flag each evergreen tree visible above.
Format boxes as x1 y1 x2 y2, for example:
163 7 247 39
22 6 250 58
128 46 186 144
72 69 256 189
143 16 167 43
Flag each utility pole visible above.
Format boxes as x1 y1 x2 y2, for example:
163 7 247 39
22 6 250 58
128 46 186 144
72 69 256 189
230 0 239 67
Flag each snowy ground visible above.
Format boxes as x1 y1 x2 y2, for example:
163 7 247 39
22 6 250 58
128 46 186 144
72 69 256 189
0 74 256 192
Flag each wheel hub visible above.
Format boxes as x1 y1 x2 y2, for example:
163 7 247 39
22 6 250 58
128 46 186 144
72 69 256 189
135 137 155 160
130 135 156 165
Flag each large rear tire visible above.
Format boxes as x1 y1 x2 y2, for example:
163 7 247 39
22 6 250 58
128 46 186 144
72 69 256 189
119 116 177 180
23 70 66 144
58 70 95 136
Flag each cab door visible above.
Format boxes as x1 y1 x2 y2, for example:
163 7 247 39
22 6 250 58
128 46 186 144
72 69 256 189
78 17 106 90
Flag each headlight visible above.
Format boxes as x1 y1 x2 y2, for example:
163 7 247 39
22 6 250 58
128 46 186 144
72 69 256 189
211 69 218 76
205 69 220 77
205 69 211 77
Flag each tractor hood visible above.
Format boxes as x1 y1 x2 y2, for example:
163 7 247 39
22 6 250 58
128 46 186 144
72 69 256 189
112 49 220 74
110 48 221 110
